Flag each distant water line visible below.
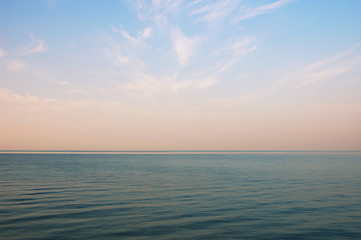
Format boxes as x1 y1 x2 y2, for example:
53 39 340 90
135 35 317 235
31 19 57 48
1 150 360 154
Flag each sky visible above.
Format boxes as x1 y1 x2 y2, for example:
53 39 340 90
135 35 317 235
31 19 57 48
1 0 361 151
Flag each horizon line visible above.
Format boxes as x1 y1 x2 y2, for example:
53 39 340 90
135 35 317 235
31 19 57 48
1 150 361 154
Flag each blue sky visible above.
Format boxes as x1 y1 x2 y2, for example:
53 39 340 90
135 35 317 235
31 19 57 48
1 0 361 150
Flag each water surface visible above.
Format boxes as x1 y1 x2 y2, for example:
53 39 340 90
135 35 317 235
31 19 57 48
1 152 361 239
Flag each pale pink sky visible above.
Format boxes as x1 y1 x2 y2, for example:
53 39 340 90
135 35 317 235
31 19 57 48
1 0 361 150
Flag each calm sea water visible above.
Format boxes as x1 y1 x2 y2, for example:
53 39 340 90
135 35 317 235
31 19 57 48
1 152 361 239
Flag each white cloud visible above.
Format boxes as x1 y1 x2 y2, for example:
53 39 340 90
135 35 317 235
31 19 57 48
207 45 361 110
170 77 217 92
191 0 237 23
171 27 199 66
104 36 132 66
55 81 70 86
303 44 359 73
294 66 350 88
109 71 217 99
106 26 152 68
207 87 273 109
209 37 257 75
235 0 292 22
232 37 255 50
150 0 185 14
6 60 26 71
0 48 5 58
195 77 217 89
0 88 23 103
141 27 153 39
287 46 361 88
99 0 290 103
0 88 55 104
23 34 48 54
268 45 361 99
112 26 152 45
115 55 129 64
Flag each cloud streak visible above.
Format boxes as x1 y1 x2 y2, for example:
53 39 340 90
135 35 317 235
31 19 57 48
112 25 152 45
191 0 237 23
235 0 293 22
171 27 199 66
6 60 26 71
22 34 48 54
276 45 361 89
0 48 5 58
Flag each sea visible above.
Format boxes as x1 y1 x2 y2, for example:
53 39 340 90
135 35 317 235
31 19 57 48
1 151 361 240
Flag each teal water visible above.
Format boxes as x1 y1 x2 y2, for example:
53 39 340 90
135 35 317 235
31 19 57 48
1 152 361 239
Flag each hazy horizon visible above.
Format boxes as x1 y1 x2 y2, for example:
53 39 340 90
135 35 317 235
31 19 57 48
1 150 361 154
1 0 361 151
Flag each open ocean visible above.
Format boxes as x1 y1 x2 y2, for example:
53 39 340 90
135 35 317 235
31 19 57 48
1 151 361 239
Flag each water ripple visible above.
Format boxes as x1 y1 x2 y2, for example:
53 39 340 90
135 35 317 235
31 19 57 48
1 153 361 239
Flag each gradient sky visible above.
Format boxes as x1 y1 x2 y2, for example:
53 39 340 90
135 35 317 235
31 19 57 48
1 0 361 151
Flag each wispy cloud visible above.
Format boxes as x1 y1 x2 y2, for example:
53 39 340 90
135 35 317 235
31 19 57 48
207 87 273 109
235 0 292 22
171 27 200 66
201 37 257 76
294 67 350 89
137 0 186 16
206 45 361 111
99 0 290 102
303 44 360 73
152 0 185 13
55 81 70 86
276 45 361 89
108 25 153 67
104 37 129 65
114 71 217 98
0 48 5 58
22 34 48 54
6 60 26 71
0 88 55 104
191 0 237 23
112 25 152 45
